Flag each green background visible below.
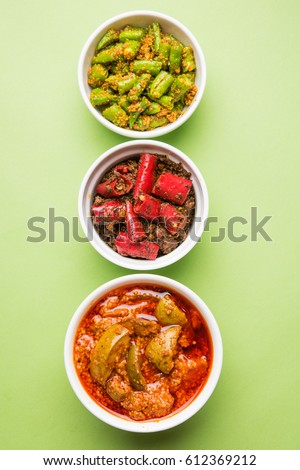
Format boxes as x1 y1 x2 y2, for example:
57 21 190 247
1 0 299 450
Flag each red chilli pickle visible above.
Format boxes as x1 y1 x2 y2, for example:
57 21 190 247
74 284 212 421
91 153 195 259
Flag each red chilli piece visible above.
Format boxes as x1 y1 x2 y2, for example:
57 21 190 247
125 200 147 242
152 172 192 205
160 203 186 235
114 164 131 175
92 201 125 223
115 232 159 260
134 193 161 221
96 175 133 198
133 153 157 199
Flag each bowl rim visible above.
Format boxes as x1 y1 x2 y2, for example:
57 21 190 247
64 273 223 433
78 139 209 270
78 9 207 139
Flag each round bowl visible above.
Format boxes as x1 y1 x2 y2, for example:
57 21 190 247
78 10 207 138
78 140 209 270
64 274 223 433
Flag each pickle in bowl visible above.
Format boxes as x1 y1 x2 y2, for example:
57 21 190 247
87 22 198 132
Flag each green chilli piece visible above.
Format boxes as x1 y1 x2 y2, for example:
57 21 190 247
96 29 119 51
164 33 179 44
110 61 130 75
184 72 196 83
123 40 140 60
132 60 162 76
145 102 161 115
149 71 174 100
127 343 146 390
133 117 148 131
182 46 196 72
173 101 184 115
92 43 123 64
169 75 193 102
155 295 188 326
105 75 119 91
151 22 161 51
169 40 184 74
118 95 131 114
102 104 129 128
146 93 174 110
119 27 145 42
158 42 171 69
87 64 109 88
90 88 115 107
157 95 174 110
90 324 130 386
149 116 168 129
128 73 151 102
117 74 138 95
129 96 150 128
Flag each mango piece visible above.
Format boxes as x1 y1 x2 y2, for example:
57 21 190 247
127 343 146 390
155 295 188 326
133 318 160 336
145 326 181 374
90 324 130 386
121 317 160 337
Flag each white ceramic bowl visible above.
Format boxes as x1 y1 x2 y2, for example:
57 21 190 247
78 140 209 270
78 10 207 138
64 274 223 433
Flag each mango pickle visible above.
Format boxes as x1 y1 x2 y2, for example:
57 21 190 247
90 324 130 386
133 318 160 336
127 343 146 390
155 295 188 326
145 325 182 374
75 284 213 422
